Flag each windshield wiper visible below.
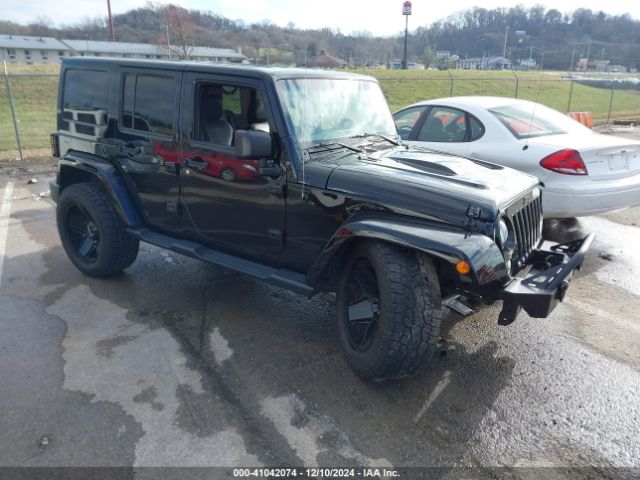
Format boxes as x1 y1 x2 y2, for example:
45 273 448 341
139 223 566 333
350 132 400 147
308 141 362 153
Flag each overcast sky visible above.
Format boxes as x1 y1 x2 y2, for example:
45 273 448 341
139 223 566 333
4 0 640 36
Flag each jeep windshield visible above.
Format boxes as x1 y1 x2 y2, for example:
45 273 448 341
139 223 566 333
276 78 397 147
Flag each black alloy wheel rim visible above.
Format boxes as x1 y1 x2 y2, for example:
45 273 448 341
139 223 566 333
65 204 100 262
344 258 380 352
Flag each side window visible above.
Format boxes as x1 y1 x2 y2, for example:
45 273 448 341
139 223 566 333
194 82 269 147
393 106 425 140
417 107 467 143
469 115 485 141
121 74 175 136
63 69 109 111
62 69 110 134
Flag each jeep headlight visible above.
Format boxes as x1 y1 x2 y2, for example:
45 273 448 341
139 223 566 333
498 219 509 246
499 217 518 274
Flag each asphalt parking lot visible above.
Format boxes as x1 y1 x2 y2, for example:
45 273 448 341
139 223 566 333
1 131 640 478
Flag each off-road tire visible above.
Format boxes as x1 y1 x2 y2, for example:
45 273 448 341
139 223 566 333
57 183 139 277
336 241 442 380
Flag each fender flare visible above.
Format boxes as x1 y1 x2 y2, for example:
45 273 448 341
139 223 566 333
306 212 508 288
57 151 143 226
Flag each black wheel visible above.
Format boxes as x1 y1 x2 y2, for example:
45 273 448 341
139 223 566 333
57 183 139 277
220 168 236 182
336 241 442 380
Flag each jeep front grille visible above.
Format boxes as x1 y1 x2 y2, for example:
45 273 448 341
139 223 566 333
509 195 543 269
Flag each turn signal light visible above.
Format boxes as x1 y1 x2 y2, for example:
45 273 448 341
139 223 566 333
540 149 588 175
456 260 471 275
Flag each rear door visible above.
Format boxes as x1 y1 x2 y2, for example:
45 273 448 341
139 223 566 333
179 72 286 256
113 70 182 228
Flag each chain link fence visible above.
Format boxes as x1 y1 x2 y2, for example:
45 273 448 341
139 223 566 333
2 65 639 161
1 68 58 161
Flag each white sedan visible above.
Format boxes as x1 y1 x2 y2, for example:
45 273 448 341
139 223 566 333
393 97 640 218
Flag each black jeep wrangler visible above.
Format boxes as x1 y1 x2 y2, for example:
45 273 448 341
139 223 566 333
50 58 593 380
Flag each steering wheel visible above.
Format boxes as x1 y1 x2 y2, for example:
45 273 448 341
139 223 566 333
398 125 413 139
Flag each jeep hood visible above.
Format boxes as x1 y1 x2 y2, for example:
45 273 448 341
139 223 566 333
322 147 540 223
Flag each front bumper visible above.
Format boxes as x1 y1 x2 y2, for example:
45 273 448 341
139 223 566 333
497 233 595 325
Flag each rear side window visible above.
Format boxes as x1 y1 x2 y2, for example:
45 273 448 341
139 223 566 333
63 69 109 110
122 74 175 136
62 69 110 134
469 116 485 141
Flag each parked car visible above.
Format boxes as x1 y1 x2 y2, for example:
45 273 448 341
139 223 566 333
153 141 259 182
50 59 592 380
393 97 640 218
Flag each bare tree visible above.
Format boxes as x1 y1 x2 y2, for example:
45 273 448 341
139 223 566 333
164 5 196 59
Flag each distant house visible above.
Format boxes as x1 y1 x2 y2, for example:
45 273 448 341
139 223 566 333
0 35 70 64
575 58 627 73
305 50 347 68
519 58 537 70
61 39 246 63
457 56 511 70
388 60 426 70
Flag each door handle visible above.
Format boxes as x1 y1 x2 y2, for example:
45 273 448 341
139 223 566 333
183 157 208 172
118 143 142 155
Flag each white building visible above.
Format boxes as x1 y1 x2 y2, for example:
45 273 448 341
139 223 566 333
457 56 511 70
388 60 426 70
0 34 246 64
0 35 70 64
61 39 246 63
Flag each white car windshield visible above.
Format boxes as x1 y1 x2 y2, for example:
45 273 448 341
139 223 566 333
276 78 397 145
490 102 589 140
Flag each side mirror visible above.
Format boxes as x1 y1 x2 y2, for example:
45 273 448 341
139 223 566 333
235 129 272 160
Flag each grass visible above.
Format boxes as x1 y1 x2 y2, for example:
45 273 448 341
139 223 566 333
1 73 58 159
1 64 640 159
363 69 640 122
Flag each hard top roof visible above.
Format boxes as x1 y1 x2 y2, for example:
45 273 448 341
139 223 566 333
62 57 375 82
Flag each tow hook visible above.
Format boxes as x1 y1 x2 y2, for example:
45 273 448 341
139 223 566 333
498 302 521 326
557 281 570 301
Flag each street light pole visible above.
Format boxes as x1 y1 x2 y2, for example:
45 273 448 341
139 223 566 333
402 1 412 70
402 15 409 70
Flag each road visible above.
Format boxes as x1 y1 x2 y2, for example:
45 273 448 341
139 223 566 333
0 146 639 479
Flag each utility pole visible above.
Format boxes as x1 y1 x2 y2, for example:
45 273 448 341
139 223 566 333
106 0 115 42
569 47 576 71
165 24 171 59
503 26 510 59
402 1 412 70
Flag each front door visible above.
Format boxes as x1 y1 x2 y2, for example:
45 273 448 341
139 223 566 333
179 73 286 256
405 106 485 158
